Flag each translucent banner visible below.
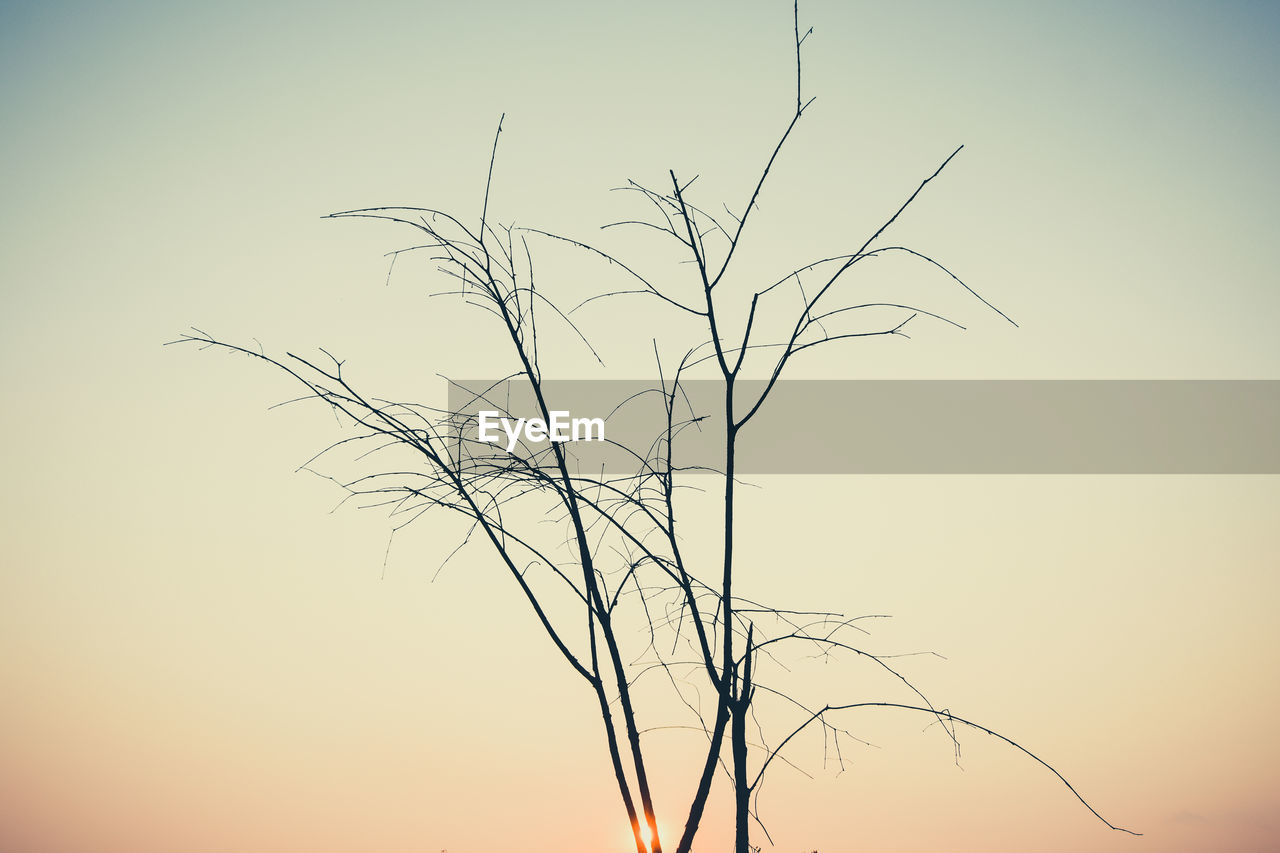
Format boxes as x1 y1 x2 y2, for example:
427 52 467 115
446 380 1280 474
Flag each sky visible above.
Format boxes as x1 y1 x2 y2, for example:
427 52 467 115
2 1 1278 851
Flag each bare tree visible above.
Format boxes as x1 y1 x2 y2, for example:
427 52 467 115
170 3 1137 851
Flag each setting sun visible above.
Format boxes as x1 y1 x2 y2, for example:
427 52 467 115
628 819 664 853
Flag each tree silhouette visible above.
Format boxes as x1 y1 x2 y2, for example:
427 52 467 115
171 3 1136 850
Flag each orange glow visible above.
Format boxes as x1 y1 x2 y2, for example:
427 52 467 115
625 818 664 852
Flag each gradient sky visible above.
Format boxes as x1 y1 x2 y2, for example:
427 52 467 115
2 1 1278 851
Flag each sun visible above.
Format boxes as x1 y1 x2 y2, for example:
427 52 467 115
624 818 665 852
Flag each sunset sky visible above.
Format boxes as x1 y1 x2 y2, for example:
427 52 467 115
2 1 1278 851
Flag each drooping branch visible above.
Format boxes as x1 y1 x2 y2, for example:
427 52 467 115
755 702 1142 836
